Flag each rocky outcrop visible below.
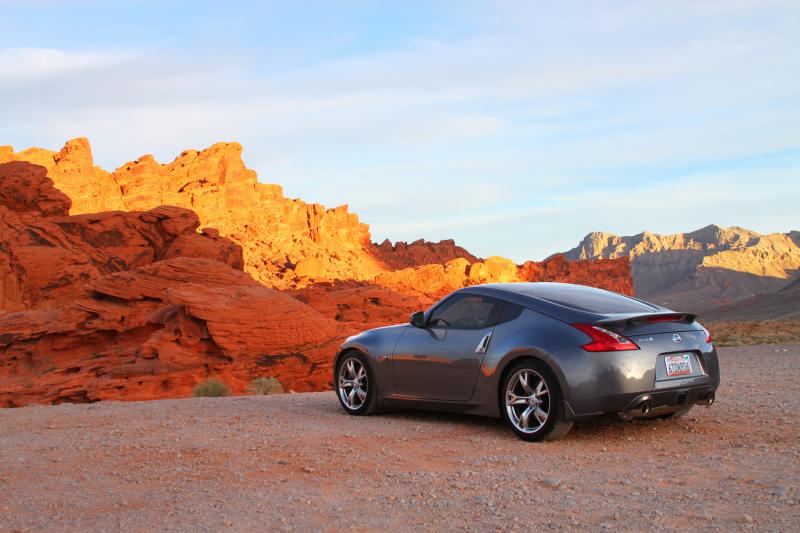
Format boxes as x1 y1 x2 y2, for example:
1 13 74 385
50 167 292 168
375 254 633 299
0 138 124 213
0 160 72 217
517 254 634 295
0 258 351 407
0 160 242 311
371 238 479 270
6 139 384 288
291 282 429 329
564 225 800 308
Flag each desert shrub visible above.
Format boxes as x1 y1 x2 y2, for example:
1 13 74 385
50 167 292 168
193 379 230 397
248 377 284 395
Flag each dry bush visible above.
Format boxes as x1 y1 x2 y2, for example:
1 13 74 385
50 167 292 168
248 377 284 395
193 379 230 397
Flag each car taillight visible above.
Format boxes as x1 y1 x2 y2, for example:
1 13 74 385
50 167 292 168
572 323 639 352
699 324 713 344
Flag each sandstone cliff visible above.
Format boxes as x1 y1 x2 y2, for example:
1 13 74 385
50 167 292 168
564 225 800 308
5 139 384 288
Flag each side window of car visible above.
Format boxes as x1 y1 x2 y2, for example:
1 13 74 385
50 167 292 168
428 294 502 329
496 302 524 324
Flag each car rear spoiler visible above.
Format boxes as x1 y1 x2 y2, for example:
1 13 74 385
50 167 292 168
597 312 698 328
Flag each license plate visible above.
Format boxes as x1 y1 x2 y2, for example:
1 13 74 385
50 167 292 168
665 354 692 377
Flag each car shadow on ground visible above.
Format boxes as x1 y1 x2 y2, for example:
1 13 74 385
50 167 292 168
321 397 687 443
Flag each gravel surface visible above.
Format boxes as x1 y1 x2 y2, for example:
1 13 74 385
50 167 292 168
1 345 798 532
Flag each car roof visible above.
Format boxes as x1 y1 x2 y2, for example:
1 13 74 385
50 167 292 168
458 282 667 323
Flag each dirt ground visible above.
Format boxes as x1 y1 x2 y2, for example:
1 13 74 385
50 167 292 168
1 344 798 532
710 320 800 347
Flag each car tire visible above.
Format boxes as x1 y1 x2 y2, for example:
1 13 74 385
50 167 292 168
501 359 573 441
658 405 694 420
335 351 379 416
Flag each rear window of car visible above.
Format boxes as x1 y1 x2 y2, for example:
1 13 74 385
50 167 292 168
518 284 657 314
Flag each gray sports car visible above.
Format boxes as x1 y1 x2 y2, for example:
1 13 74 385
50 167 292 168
333 282 719 441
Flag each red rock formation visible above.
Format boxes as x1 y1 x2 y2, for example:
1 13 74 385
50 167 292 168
0 258 351 407
6 138 634 299
0 138 124 213
110 142 385 287
0 161 71 217
375 254 633 299
371 238 479 270
291 281 431 329
0 161 242 311
375 259 472 299
6 139 384 288
518 254 634 295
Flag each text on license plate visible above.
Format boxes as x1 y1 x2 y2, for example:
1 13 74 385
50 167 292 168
665 354 692 377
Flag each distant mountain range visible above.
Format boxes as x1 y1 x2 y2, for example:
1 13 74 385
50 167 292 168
563 225 800 317
699 275 800 322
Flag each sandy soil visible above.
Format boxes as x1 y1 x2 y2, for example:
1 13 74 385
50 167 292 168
1 345 798 532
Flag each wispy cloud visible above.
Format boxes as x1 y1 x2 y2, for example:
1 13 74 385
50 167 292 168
0 47 133 78
0 0 798 260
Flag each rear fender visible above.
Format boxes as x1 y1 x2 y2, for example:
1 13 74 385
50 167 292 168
493 348 576 420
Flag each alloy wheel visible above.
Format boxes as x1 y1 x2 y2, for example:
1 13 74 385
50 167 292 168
505 368 550 433
338 357 368 410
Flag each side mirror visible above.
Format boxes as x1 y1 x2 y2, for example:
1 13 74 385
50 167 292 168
410 311 426 328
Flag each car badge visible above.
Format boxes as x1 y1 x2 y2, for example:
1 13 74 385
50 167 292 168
672 333 682 344
638 336 655 343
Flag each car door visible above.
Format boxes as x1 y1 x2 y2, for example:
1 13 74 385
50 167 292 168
391 293 503 401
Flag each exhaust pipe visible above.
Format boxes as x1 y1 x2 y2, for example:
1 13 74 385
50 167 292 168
705 392 715 407
618 397 655 420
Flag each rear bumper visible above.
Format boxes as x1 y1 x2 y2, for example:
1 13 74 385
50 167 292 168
618 384 716 419
555 342 720 419
565 382 718 420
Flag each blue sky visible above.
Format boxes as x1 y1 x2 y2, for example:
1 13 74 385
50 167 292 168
1 0 798 261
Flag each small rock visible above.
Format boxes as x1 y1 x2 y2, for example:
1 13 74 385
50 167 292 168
542 477 562 489
771 486 787 498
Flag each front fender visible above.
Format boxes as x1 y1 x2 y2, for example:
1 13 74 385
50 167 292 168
333 324 408 397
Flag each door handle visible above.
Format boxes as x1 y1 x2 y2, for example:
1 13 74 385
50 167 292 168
475 332 492 354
